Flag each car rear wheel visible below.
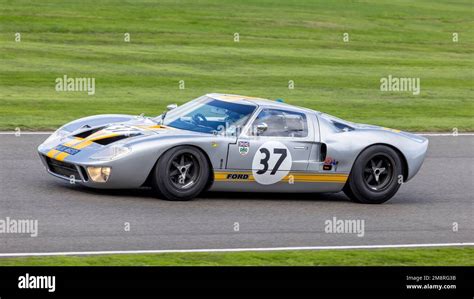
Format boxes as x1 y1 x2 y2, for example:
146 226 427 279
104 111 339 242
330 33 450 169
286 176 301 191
152 146 210 201
344 145 403 204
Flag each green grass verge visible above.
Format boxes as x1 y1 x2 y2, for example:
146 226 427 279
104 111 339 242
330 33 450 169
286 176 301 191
1 247 473 266
0 0 472 131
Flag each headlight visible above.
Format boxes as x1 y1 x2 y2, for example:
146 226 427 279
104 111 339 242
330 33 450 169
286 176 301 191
89 145 131 161
87 167 111 183
43 129 69 144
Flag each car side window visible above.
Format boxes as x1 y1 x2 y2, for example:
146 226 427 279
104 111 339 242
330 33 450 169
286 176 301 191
251 109 308 137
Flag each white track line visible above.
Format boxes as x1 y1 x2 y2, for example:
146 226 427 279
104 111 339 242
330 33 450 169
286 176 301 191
0 243 473 257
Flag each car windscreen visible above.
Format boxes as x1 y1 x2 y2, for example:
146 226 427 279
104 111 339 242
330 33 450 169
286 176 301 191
163 97 256 135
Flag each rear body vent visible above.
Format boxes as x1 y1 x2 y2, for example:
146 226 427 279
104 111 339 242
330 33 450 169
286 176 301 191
320 143 327 162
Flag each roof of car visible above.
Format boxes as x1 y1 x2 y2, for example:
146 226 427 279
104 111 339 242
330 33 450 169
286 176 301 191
206 93 317 113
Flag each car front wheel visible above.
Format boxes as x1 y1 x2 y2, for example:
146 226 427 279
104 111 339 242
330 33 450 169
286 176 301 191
152 146 210 201
344 145 403 204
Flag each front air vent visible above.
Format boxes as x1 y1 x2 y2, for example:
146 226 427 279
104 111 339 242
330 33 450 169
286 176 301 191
74 126 106 138
93 134 141 145
45 156 81 179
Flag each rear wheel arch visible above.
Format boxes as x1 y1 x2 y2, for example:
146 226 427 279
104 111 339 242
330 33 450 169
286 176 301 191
344 143 406 204
348 143 408 183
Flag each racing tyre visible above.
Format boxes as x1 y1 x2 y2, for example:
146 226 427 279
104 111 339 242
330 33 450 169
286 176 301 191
152 146 210 201
344 145 403 204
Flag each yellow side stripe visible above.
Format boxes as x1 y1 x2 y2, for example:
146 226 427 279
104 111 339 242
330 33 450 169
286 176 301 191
283 174 348 182
214 172 348 183
286 179 347 183
214 173 256 181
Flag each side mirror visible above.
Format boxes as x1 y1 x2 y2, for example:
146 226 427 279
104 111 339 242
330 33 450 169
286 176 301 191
167 104 178 111
255 122 268 135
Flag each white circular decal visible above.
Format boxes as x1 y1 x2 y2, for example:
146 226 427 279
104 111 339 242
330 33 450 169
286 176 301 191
252 141 292 185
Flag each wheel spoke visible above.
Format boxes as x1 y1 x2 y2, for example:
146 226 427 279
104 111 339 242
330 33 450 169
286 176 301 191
374 174 380 183
185 172 193 180
376 159 383 168
366 174 374 183
364 168 372 173
370 160 376 169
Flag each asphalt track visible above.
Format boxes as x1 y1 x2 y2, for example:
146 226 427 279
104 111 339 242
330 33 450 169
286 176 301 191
0 134 473 254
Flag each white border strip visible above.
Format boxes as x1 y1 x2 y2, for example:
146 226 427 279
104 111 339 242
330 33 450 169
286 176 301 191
1 132 474 136
1 243 473 257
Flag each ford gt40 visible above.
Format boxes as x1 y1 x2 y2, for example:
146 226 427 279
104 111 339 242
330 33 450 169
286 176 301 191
38 93 428 203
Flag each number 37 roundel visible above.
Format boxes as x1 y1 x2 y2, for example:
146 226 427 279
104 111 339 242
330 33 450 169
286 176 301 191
252 141 293 185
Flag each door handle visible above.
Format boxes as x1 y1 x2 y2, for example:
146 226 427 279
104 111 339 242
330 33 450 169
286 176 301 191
294 146 307 149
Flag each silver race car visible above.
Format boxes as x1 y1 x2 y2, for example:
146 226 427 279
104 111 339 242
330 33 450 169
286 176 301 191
38 93 428 204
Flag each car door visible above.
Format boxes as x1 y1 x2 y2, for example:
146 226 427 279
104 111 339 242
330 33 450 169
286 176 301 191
226 107 315 186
